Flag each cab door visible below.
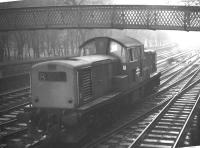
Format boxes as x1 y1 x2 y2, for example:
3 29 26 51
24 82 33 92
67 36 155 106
126 46 143 85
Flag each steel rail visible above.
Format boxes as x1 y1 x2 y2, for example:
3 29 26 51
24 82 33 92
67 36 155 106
0 87 30 98
159 56 199 89
173 95 200 147
129 74 200 148
159 52 196 75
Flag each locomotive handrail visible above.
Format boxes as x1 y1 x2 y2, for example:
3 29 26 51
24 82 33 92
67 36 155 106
1 5 200 31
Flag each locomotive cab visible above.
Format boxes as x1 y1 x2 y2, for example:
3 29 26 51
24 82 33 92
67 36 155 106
79 36 150 90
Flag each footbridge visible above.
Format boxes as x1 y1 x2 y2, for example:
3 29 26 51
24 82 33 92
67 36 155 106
1 5 200 31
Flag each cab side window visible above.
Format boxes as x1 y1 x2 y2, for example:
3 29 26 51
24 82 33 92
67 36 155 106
129 47 141 61
110 41 126 63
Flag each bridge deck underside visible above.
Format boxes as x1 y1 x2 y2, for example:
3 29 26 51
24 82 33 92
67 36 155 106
1 5 200 31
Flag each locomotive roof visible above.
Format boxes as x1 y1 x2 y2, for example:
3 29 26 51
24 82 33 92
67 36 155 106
32 55 118 69
79 36 143 49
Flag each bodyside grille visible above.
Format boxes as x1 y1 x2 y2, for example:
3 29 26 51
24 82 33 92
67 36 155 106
79 68 92 104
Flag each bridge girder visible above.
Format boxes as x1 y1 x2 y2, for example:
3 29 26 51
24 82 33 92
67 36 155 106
1 5 200 31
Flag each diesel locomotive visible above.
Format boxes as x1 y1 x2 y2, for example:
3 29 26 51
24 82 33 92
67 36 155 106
22 36 160 143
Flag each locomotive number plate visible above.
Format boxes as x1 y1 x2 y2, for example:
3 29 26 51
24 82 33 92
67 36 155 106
39 72 66 81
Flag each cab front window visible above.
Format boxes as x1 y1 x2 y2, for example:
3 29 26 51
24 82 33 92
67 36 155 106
80 41 96 56
109 41 126 63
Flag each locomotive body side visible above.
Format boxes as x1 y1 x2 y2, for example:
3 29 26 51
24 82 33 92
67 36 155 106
73 55 120 106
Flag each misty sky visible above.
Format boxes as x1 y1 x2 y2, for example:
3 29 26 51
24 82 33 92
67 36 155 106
0 0 183 5
0 0 23 3
0 0 20 2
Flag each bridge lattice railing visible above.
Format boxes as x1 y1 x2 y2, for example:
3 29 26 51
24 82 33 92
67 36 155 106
1 5 200 31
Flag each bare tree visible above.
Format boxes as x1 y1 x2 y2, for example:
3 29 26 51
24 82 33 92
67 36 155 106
14 31 29 60
0 32 10 62
30 31 41 58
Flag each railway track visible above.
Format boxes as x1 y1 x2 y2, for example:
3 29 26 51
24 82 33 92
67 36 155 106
83 66 200 148
160 55 196 79
159 52 196 74
0 51 198 148
0 87 30 113
156 46 179 61
159 56 199 90
157 50 195 73
0 88 31 148
130 77 200 148
1 62 199 148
